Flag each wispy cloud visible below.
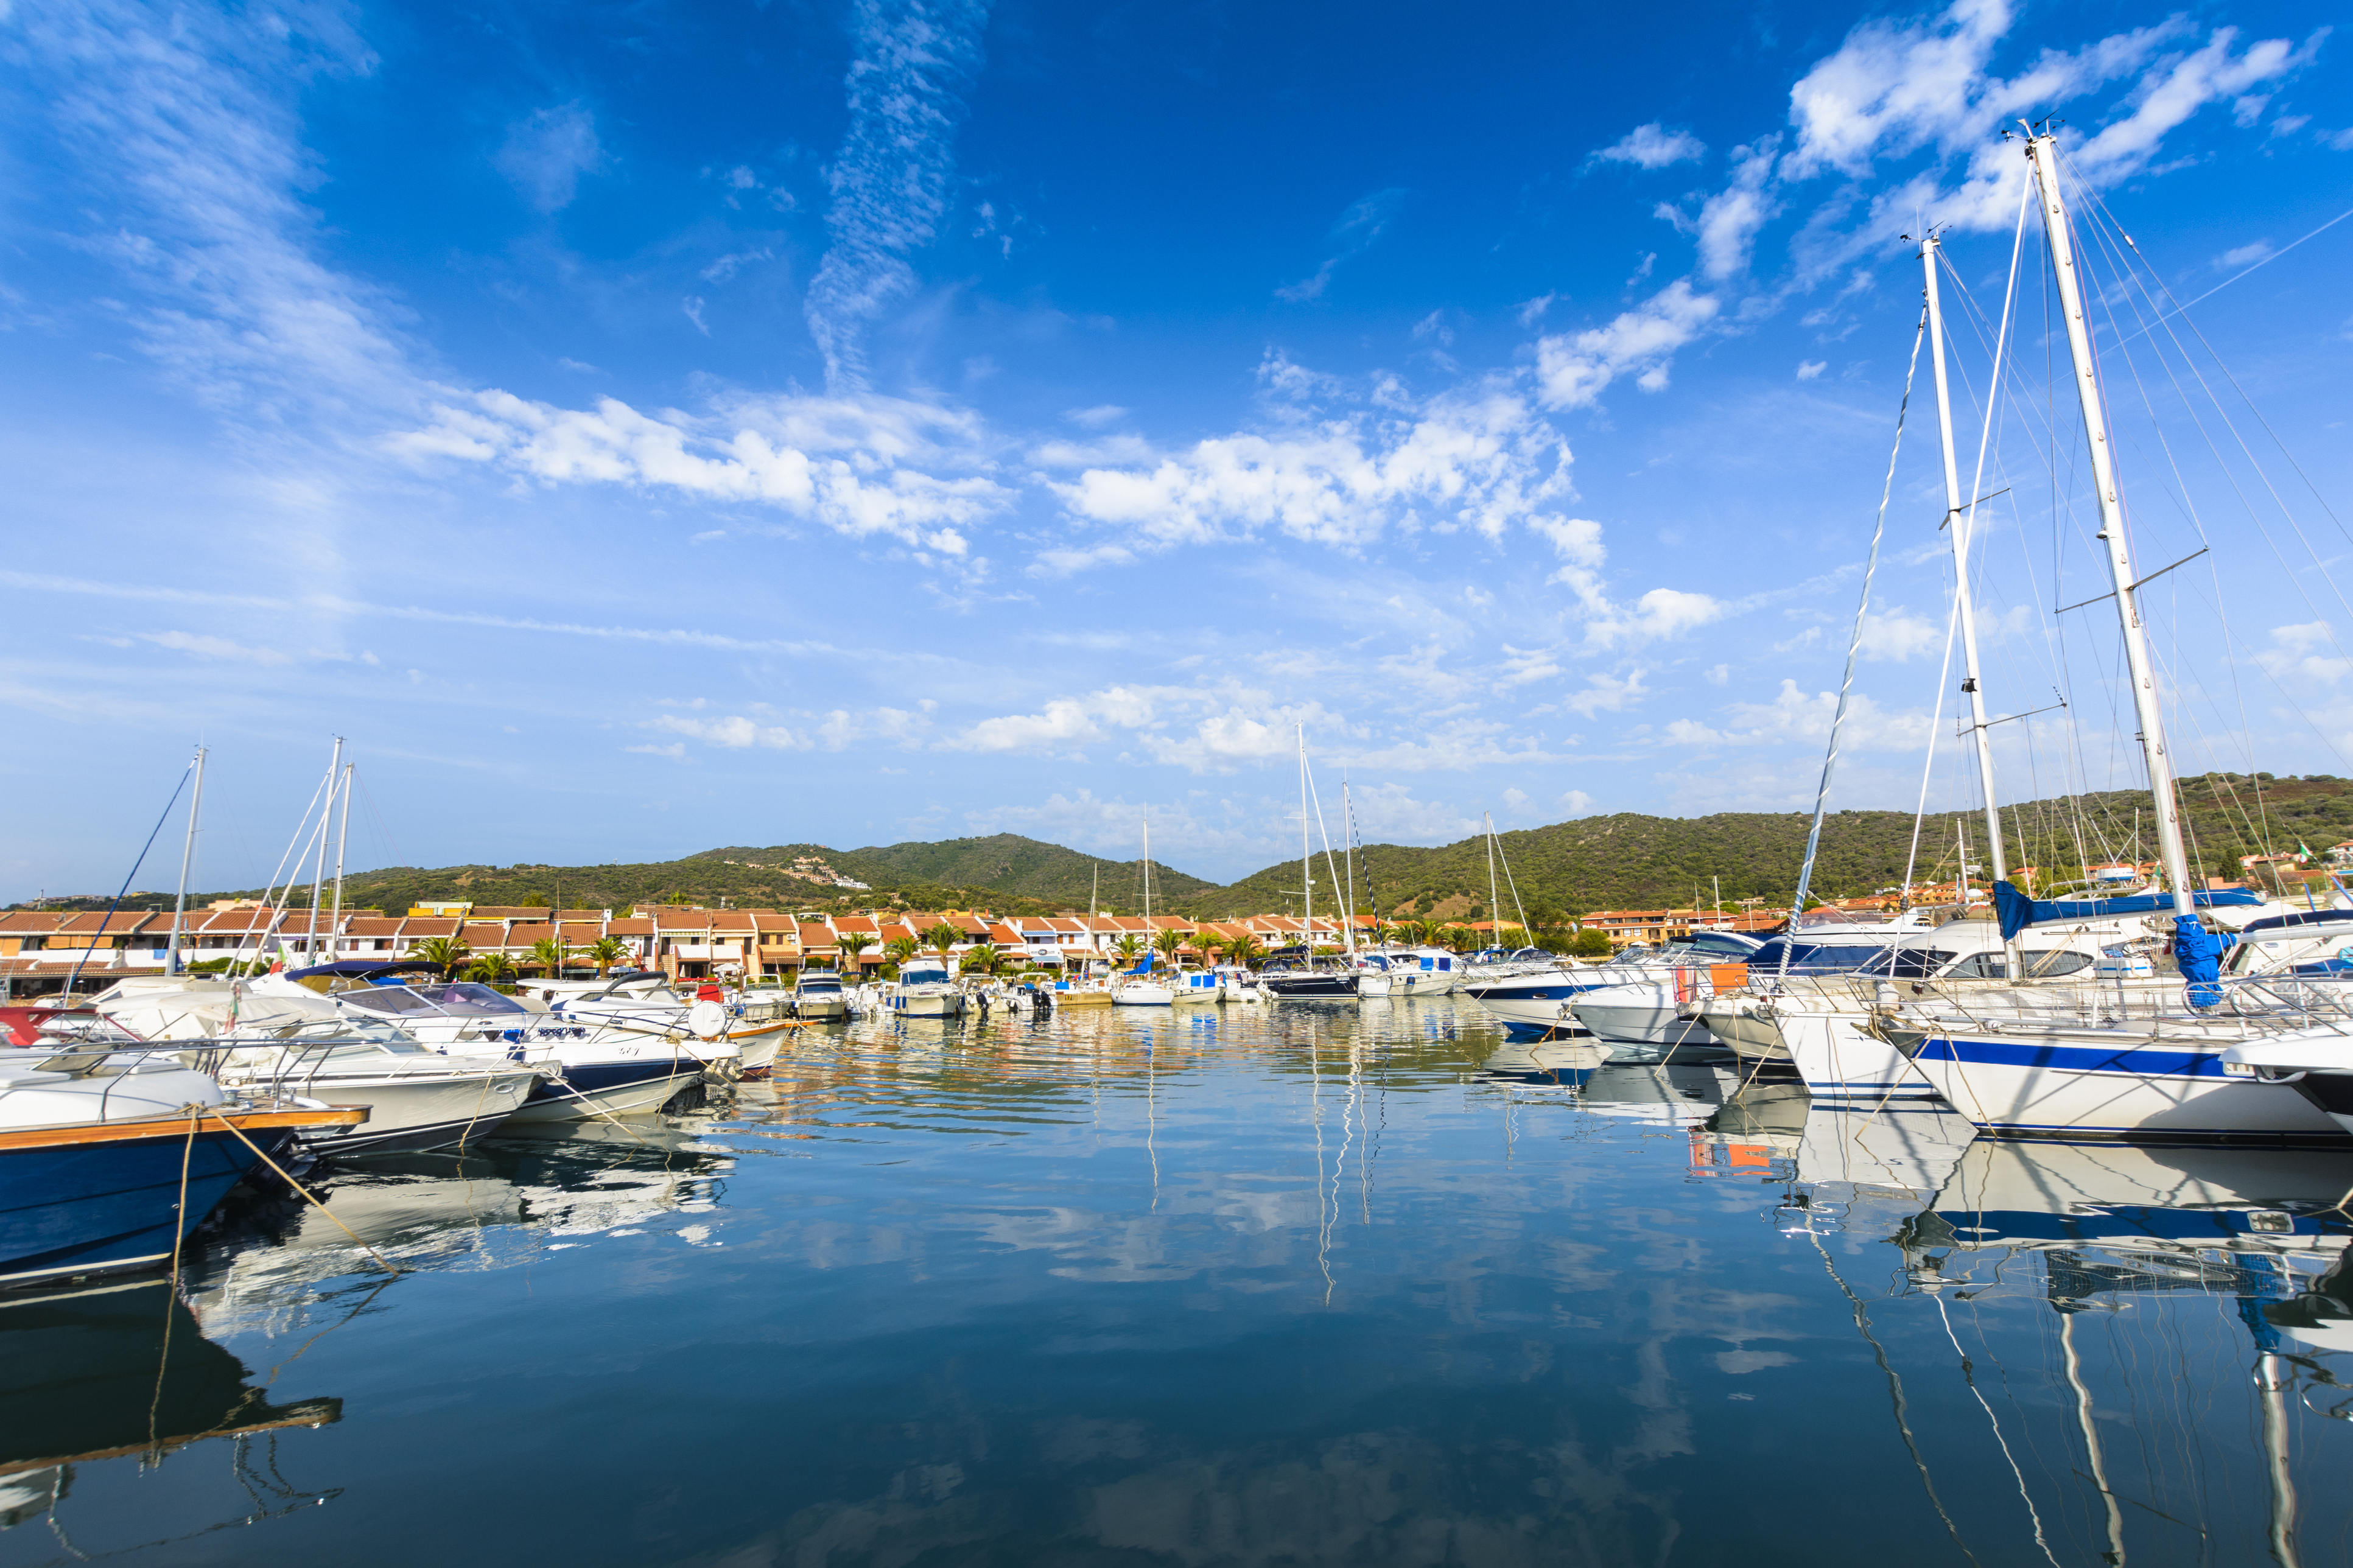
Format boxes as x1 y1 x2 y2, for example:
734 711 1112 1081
1276 187 1409 303
1590 123 1706 170
803 0 992 391
495 102 606 212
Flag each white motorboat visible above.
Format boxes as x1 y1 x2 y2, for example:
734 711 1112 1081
1362 945 1465 996
791 970 851 1021
84 980 541 1152
1568 930 1764 1048
1112 966 1176 1007
1169 970 1224 1004
888 958 966 1019
321 980 711 1121
1459 964 1615 1034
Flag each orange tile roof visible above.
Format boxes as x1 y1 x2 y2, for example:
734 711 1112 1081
654 909 711 931
60 912 157 935
0 913 66 934
796 923 837 947
608 918 656 936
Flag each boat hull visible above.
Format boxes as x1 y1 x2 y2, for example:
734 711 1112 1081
225 1069 541 1154
0 1108 363 1287
1707 999 1939 1101
1571 998 1716 1048
504 1058 704 1122
1898 1027 2349 1144
1261 974 1358 1000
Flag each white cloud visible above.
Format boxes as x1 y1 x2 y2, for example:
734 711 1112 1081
1797 360 1828 380
397 388 1008 553
802 0 990 390
1560 789 1594 814
495 103 605 213
652 713 810 750
1666 679 1931 752
1859 607 1943 662
1534 280 1720 411
1563 668 1649 716
1593 123 1707 170
2216 240 2274 270
1695 141 1778 280
1048 374 1573 562
1529 517 1724 651
141 629 290 664
626 742 688 758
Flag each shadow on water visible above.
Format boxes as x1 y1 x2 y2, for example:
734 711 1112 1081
0 1278 342 1549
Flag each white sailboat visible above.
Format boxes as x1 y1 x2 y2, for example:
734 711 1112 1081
1113 817 1175 1006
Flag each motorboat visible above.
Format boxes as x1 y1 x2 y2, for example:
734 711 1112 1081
1348 954 1396 998
81 980 542 1152
888 958 966 1019
320 981 712 1121
1112 961 1176 1007
1460 964 1615 1035
1258 959 1358 1001
0 1049 365 1287
1170 970 1224 1004
1362 945 1464 996
791 970 851 1021
1567 929 1764 1048
542 978 785 1077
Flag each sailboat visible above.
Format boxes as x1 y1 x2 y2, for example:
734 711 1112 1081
1877 130 2338 1141
1260 729 1360 1001
1112 817 1175 1007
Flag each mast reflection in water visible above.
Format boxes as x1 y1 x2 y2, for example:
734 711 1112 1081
4 1002 2349 1567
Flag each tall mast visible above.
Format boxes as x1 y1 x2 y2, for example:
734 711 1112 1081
304 735 342 962
1342 777 1362 950
167 746 207 976
2026 133 2195 915
329 762 353 959
1922 233 2008 892
1297 723 1312 943
1484 814 1501 945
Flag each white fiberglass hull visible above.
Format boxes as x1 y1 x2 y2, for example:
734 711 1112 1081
269 1069 539 1152
890 989 965 1018
793 995 850 1021
1899 1024 2344 1143
1710 998 1937 1101
1571 984 1717 1048
1114 984 1176 1007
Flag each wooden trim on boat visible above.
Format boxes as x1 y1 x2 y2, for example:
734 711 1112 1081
0 1104 369 1152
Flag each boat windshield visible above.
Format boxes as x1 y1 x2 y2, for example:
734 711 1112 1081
340 983 530 1018
800 979 842 993
1742 940 1954 978
900 965 950 985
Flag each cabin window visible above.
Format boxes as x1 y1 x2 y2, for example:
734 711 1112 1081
2022 950 2093 978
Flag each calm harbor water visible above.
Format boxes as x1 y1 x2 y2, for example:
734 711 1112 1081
7 996 2351 1567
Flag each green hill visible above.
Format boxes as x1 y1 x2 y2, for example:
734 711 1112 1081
1179 771 2350 922
17 772 2341 920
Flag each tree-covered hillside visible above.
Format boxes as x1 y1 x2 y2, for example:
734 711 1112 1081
1180 772 2350 921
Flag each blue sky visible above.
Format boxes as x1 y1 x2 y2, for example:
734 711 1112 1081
4 0 2350 897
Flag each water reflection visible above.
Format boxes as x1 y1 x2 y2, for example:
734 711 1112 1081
5 999 2350 1567
0 1279 342 1544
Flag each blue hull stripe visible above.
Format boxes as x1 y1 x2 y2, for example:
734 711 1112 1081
1920 1035 2230 1079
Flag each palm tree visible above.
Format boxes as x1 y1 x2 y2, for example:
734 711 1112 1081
584 936 628 976
1412 918 1448 948
1111 933 1144 966
408 935 471 976
466 951 517 985
925 922 961 956
1154 929 1186 968
1227 934 1264 971
838 933 876 973
527 936 573 976
959 947 1001 976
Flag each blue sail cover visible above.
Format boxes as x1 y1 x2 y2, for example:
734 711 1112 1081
1993 880 2263 940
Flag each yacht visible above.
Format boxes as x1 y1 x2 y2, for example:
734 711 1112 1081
318 979 712 1120
1566 929 1766 1048
0 1048 364 1287
888 957 966 1018
791 970 851 1021
83 979 542 1152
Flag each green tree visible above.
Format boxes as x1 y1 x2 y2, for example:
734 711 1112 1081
925 922 961 956
839 933 877 972
527 936 574 976
1568 929 1613 958
1226 935 1264 971
1154 928 1187 968
408 934 472 976
1111 933 1144 965
466 951 518 984
584 936 628 976
881 934 917 967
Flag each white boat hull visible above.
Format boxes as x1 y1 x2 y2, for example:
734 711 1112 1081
1900 1025 2345 1143
1571 995 1716 1048
260 1069 541 1152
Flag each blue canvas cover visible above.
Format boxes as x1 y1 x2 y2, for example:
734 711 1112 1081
1992 880 2261 940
